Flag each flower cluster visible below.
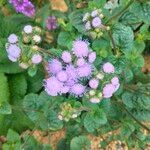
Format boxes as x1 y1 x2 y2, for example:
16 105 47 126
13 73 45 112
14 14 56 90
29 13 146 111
82 9 109 39
87 62 120 103
6 25 43 69
9 0 35 17
44 39 96 97
46 16 58 31
58 102 81 122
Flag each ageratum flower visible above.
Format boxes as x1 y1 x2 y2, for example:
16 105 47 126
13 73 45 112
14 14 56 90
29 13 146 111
9 0 35 17
46 16 57 30
6 44 21 62
88 52 96 63
8 34 18 44
103 62 115 73
56 71 68 82
89 78 99 89
77 63 93 78
45 77 63 96
23 25 33 34
92 17 102 28
72 40 89 57
61 51 72 63
102 83 115 98
31 54 42 64
76 58 86 67
70 84 86 97
47 59 62 75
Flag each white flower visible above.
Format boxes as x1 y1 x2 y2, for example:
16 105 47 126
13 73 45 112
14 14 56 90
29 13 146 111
72 114 78 118
89 90 96 96
96 73 104 80
58 115 63 120
104 0 119 10
23 25 33 34
19 63 29 69
90 97 100 103
82 12 90 22
33 35 42 43
8 34 18 44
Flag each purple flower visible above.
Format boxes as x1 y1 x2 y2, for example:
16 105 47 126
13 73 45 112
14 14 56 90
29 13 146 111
91 10 99 17
61 51 72 63
8 34 18 44
77 63 92 78
111 76 119 86
76 58 85 67
89 78 99 89
90 97 100 103
46 16 57 30
72 40 89 57
70 84 85 96
6 44 21 62
22 1 35 17
92 17 102 28
65 65 78 81
61 86 70 94
88 52 96 63
10 0 35 17
102 83 115 98
31 54 42 64
44 77 63 96
103 62 115 73
56 71 68 82
47 59 62 75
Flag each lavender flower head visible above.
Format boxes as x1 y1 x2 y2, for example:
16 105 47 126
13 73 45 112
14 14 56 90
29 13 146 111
8 34 18 44
72 40 89 57
46 16 57 30
88 52 96 63
77 63 92 78
102 83 115 98
76 58 85 67
91 10 99 17
23 25 33 34
103 62 115 73
92 17 102 28
111 76 119 86
45 77 63 96
31 54 42 64
70 84 85 97
56 71 68 82
6 44 21 62
9 0 35 17
89 78 99 89
47 59 62 75
61 51 72 63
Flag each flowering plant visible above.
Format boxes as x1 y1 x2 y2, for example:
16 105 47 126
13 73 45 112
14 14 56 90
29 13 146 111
0 0 150 149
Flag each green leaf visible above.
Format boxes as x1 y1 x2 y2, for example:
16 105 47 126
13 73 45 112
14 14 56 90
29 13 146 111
130 2 150 23
70 136 91 150
69 10 85 33
122 92 134 108
0 73 9 103
45 110 63 131
0 101 12 115
28 66 38 77
57 32 73 49
112 23 134 53
124 69 133 82
0 63 23 74
84 109 107 132
6 129 20 143
9 74 27 98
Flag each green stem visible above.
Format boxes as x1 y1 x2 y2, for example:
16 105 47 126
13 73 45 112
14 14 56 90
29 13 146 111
105 0 135 25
